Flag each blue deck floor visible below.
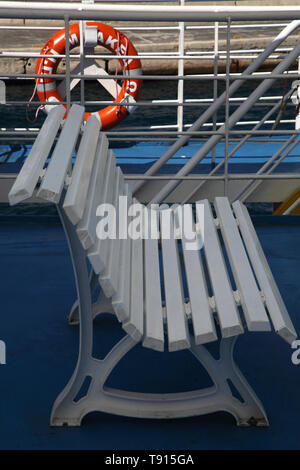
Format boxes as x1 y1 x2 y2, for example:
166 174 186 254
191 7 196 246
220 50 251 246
0 215 300 450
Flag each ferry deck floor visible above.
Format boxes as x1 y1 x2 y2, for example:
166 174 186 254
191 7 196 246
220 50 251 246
0 211 299 450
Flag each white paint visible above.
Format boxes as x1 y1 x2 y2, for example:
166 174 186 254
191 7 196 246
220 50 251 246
0 340 6 365
105 35 118 50
291 340 300 365
97 31 104 43
43 95 60 114
69 33 79 47
47 48 60 63
126 80 137 94
0 80 5 104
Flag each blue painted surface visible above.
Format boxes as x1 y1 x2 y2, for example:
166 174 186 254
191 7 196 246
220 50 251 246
0 215 299 450
1 137 300 166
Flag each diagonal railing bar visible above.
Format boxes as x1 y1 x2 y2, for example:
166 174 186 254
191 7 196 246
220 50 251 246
132 20 300 196
233 134 300 202
181 89 294 203
149 39 300 204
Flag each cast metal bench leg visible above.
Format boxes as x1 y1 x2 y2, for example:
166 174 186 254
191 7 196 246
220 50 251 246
52 204 268 427
68 276 114 326
51 334 269 427
190 336 269 427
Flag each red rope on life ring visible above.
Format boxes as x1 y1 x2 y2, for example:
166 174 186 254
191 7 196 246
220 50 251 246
35 22 142 130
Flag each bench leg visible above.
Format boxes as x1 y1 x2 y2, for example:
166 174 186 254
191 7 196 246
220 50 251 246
51 334 269 427
53 205 268 427
52 319 269 426
190 336 269 427
68 276 114 325
68 269 97 325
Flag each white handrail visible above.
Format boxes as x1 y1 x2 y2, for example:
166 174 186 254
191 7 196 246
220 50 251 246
1 2 300 21
1 3 300 202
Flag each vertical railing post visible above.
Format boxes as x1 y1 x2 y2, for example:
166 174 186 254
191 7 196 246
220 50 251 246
224 17 231 197
177 0 185 134
79 0 94 108
64 14 71 114
212 21 219 169
79 19 85 107
133 20 300 197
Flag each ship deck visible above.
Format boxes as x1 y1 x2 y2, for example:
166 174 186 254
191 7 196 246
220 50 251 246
0 212 299 450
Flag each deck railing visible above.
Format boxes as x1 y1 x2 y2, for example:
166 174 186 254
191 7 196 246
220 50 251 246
1 1 300 203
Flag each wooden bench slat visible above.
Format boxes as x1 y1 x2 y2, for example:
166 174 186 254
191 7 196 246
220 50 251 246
109 179 128 298
87 152 116 273
123 198 144 341
63 116 100 225
197 199 244 338
160 209 190 352
142 209 164 352
76 136 110 250
8 105 65 205
37 104 85 203
175 204 217 344
214 197 271 332
98 167 122 297
111 183 130 321
232 200 297 344
112 193 133 322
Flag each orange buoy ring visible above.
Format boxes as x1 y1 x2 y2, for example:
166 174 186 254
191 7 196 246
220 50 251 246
35 22 142 130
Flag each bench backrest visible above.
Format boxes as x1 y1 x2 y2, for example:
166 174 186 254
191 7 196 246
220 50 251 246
9 104 297 352
9 104 136 332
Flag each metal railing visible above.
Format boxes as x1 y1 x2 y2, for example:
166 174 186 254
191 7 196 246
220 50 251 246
1 1 300 203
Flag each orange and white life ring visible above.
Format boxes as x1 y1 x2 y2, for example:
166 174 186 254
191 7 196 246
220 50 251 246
35 22 142 130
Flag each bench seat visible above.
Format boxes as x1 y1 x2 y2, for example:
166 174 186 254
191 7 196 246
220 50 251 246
8 104 297 427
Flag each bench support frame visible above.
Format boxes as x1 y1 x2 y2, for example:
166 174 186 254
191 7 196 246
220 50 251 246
51 204 269 427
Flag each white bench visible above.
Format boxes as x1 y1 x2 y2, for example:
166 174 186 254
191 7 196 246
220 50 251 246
9 104 297 427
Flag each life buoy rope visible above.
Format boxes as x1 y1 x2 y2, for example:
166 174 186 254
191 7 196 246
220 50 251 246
35 22 142 130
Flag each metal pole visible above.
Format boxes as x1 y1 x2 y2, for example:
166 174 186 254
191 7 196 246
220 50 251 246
133 19 300 194
234 134 300 202
2 4 300 22
181 92 288 203
79 18 85 106
224 18 231 197
150 39 300 204
123 174 300 181
177 0 185 134
64 15 71 113
283 195 300 214
211 21 219 168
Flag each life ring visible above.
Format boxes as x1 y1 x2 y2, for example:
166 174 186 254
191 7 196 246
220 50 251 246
35 22 142 130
